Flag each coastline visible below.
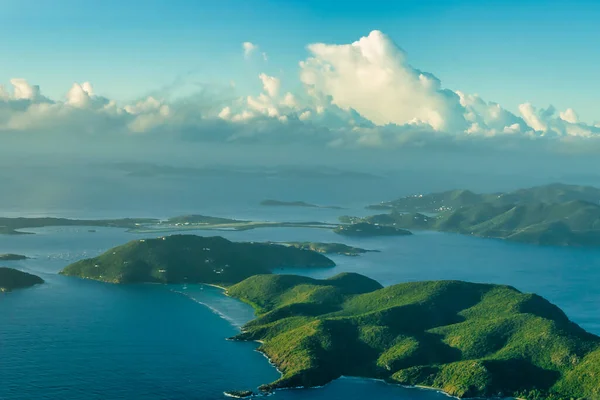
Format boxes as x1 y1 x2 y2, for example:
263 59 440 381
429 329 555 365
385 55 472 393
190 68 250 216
203 290 498 400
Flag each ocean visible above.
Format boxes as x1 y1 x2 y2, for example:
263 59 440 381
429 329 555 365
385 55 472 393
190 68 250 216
1 173 599 399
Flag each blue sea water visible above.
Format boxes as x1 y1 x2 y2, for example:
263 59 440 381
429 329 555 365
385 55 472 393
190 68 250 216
1 174 600 399
1 224 599 400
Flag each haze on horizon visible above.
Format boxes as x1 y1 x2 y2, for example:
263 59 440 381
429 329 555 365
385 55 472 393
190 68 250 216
1 0 600 178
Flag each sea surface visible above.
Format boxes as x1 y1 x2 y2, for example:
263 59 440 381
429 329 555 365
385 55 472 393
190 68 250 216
1 174 600 399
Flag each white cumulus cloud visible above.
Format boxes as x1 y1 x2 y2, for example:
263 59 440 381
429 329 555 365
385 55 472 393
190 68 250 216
299 30 467 132
1 30 600 152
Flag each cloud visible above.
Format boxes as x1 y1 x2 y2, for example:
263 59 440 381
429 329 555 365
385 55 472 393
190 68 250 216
258 73 280 98
10 78 42 101
2 30 600 155
518 103 600 137
299 30 468 132
243 42 258 58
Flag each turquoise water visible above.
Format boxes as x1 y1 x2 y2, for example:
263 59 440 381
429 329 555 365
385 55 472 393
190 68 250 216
1 221 599 398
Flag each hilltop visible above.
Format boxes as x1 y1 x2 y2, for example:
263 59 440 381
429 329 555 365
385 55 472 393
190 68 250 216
0 267 44 292
227 274 600 399
369 183 600 213
349 200 600 246
60 235 335 286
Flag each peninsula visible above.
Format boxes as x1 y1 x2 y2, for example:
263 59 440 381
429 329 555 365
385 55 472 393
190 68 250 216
260 199 344 209
0 267 44 292
227 273 600 399
60 235 335 285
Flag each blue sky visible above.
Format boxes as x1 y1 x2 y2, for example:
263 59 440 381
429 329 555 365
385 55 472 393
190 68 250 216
1 0 599 122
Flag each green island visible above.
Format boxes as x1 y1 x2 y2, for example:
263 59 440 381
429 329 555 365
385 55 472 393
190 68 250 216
347 200 600 246
350 183 600 246
0 253 29 261
130 215 339 234
334 222 412 237
0 216 157 235
269 242 377 256
0 214 340 235
225 273 600 399
368 183 600 213
0 267 44 292
260 199 344 210
56 235 600 398
59 235 335 285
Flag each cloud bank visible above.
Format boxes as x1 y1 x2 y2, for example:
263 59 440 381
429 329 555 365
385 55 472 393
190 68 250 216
2 30 600 153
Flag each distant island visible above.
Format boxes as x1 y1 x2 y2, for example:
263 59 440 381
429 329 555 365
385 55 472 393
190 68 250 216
0 254 29 261
0 267 44 292
0 216 157 235
368 183 600 213
0 214 341 235
334 222 412 237
227 273 600 399
348 200 600 246
271 242 377 256
353 183 600 247
260 200 344 210
60 235 335 285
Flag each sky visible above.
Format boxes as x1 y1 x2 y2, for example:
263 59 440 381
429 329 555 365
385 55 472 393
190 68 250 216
2 0 600 167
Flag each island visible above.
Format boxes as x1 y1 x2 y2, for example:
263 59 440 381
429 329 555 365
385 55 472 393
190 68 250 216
165 215 245 225
260 200 343 210
0 216 158 235
333 222 412 237
0 267 44 292
368 183 600 213
226 273 600 399
269 242 377 256
0 253 29 261
349 200 600 246
0 215 340 235
59 235 335 285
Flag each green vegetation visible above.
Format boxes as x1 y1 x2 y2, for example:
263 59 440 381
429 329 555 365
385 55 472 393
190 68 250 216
334 222 412 237
260 199 343 209
350 200 600 246
270 242 377 256
227 274 600 399
0 254 29 261
60 235 335 286
0 267 44 292
0 214 341 235
369 183 600 213
0 216 158 235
